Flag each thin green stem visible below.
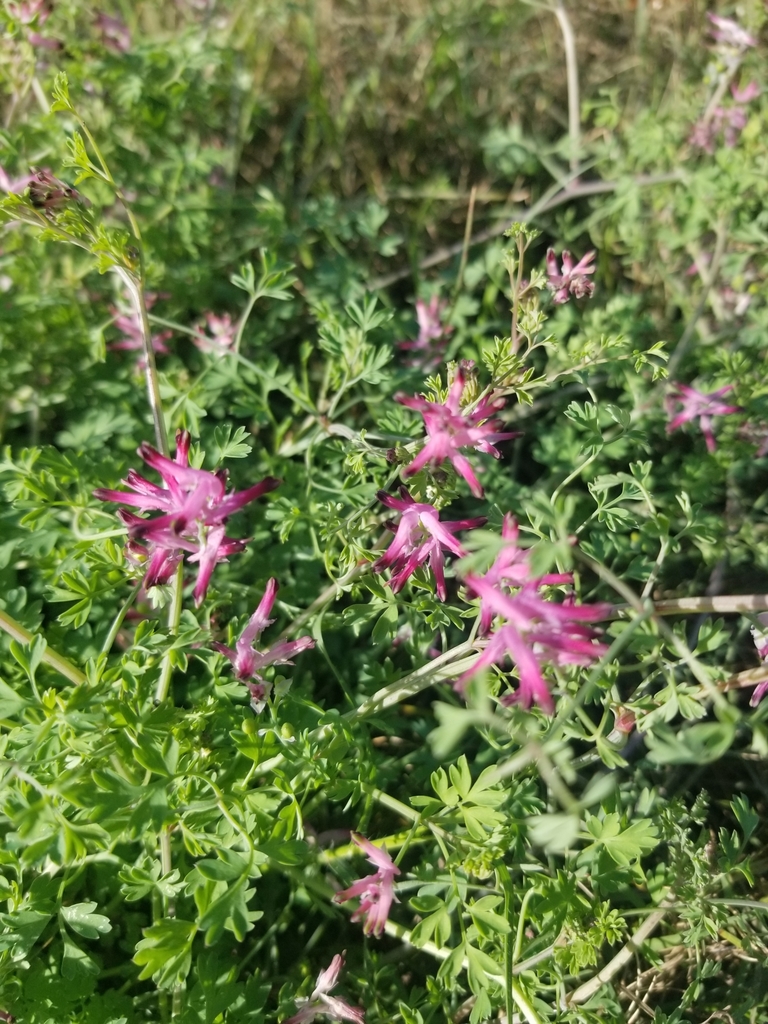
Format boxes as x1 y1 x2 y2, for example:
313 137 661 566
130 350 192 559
100 581 142 657
0 609 87 686
234 292 259 354
117 269 169 457
155 562 184 704
513 887 538 963
498 863 515 1024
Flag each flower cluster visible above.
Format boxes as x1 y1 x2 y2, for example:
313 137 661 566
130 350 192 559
373 487 485 600
396 370 516 498
212 578 314 710
666 383 740 453
690 81 760 153
285 953 364 1024
546 249 596 304
707 12 757 51
398 296 452 369
109 292 172 363
333 833 399 938
194 311 236 354
95 12 131 52
95 429 279 605
750 613 768 706
8 0 60 50
457 516 611 712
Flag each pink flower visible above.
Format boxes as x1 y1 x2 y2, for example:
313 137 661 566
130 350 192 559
731 80 760 104
750 613 768 706
707 12 757 49
372 487 485 600
399 296 452 369
333 833 400 938
666 383 741 452
546 248 596 304
212 578 314 710
469 515 573 633
396 371 517 498
26 30 60 49
95 13 131 52
690 81 759 153
8 0 50 25
457 517 611 713
284 953 365 1024
109 292 172 362
94 429 279 606
0 166 35 194
194 312 236 354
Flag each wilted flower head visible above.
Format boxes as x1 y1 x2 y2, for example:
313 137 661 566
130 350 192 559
398 296 452 369
194 312 236 354
707 12 757 50
546 248 596 304
333 833 400 938
396 371 517 498
211 578 314 710
94 429 279 606
27 170 86 214
666 383 741 452
284 953 365 1024
373 487 485 601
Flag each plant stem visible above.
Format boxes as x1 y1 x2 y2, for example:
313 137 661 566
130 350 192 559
116 269 169 457
498 863 515 1024
0 610 87 685
155 562 184 704
100 581 142 656
553 0 581 177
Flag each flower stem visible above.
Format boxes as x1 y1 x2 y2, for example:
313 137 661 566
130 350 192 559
117 269 169 457
0 610 86 686
553 0 581 178
100 581 142 656
155 562 185 704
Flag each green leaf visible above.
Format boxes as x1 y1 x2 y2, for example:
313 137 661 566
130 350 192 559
61 902 111 939
645 722 735 765
61 933 99 980
580 813 658 866
449 755 472 800
9 632 47 685
468 896 511 936
51 71 73 112
0 677 29 718
134 918 197 988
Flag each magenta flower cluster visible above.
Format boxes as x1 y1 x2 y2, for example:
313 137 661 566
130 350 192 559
396 369 517 498
546 249 596 304
109 292 172 363
666 383 740 453
333 833 400 938
211 578 314 710
284 953 364 1024
458 516 611 712
398 296 453 369
373 487 484 601
95 429 279 606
